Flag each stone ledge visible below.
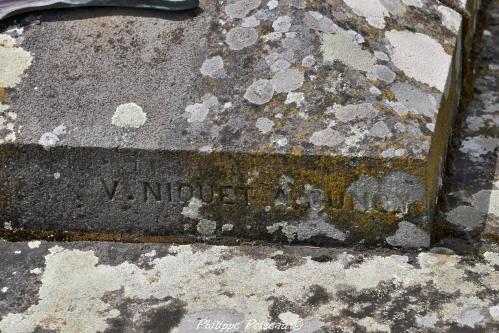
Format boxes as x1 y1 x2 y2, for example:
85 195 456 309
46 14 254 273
0 239 497 332
0 0 481 246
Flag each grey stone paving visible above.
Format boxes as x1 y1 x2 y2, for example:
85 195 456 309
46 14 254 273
0 240 498 333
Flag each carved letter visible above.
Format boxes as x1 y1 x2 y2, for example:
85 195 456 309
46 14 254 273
199 183 214 204
236 186 250 206
178 184 193 203
220 186 236 205
101 179 119 200
165 183 172 202
143 182 162 202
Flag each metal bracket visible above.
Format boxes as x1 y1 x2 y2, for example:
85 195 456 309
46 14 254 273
0 0 199 21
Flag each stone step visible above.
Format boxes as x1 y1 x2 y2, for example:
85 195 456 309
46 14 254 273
0 239 497 332
0 0 481 247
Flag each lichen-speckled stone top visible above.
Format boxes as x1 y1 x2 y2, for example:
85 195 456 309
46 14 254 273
1 0 463 159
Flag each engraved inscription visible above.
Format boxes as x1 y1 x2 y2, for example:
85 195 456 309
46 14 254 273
100 178 250 206
99 178 351 210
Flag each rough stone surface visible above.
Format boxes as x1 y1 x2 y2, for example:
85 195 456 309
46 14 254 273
0 239 497 333
437 0 498 247
0 0 480 246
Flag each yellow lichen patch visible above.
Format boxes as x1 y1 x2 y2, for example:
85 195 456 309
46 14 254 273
291 147 302 157
382 89 396 101
180 150 428 244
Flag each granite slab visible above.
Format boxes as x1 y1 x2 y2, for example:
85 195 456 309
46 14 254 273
0 0 476 246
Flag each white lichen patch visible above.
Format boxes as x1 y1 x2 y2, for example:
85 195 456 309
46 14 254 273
143 250 156 258
0 34 15 47
446 205 484 231
368 121 392 138
343 0 390 29
490 305 499 320
320 28 376 72
242 16 260 28
112 103 147 128
402 0 423 7
272 136 289 147
225 0 261 19
181 198 217 236
222 224 234 232
278 311 301 326
380 0 406 16
271 68 304 93
347 172 425 216
196 219 217 236
200 56 226 79
273 16 292 33
199 145 213 153
301 55 316 67
357 317 391 332
386 221 430 248
309 128 345 148
333 103 378 123
184 94 219 123
267 0 278 10
0 41 32 88
389 82 439 117
416 313 439 328
304 11 338 32
181 197 204 220
226 27 258 50
30 267 42 275
0 105 18 144
438 5 462 33
255 117 274 134
0 103 9 113
244 79 275 105
285 92 304 106
386 30 452 92
28 240 41 249
0 249 121 333
0 245 497 332
367 64 396 83
0 30 29 143
459 136 498 161
38 132 59 149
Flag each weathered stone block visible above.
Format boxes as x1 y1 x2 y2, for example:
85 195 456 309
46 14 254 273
0 0 474 246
